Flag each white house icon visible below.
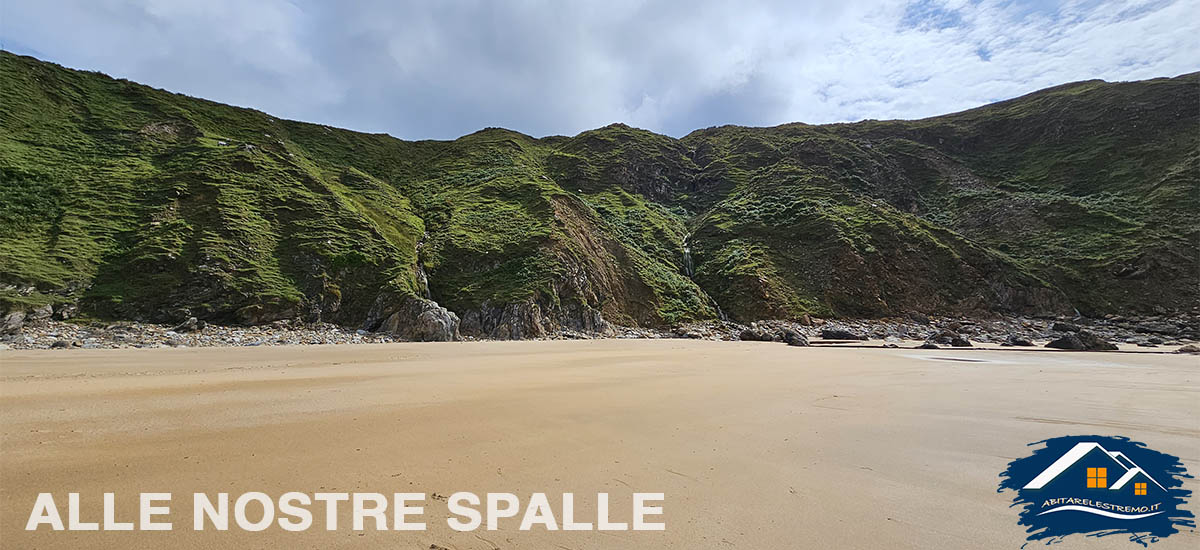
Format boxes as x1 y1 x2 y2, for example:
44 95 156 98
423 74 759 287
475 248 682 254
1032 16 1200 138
1023 442 1165 491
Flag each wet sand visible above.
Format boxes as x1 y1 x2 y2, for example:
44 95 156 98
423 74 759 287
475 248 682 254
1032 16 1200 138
1 340 1197 549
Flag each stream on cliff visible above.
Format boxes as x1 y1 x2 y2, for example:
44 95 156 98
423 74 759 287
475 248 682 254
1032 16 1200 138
683 234 728 321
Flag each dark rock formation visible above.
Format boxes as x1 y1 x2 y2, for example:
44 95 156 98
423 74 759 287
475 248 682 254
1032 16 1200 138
28 304 52 321
1051 322 1081 333
1 309 25 335
1002 334 1035 347
1135 321 1179 335
927 330 972 347
1045 331 1118 351
739 327 774 342
820 328 868 341
781 328 808 347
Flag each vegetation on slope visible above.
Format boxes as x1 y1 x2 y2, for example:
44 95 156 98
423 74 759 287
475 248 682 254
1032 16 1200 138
1 50 1195 334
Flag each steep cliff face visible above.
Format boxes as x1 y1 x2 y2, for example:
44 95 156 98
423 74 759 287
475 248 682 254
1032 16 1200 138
1 51 1195 336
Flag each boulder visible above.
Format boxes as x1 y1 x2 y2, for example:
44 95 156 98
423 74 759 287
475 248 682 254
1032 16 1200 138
927 330 972 347
1003 334 1035 347
917 342 940 349
379 297 461 342
235 302 299 325
1051 322 1080 333
1134 321 1178 336
1 310 26 335
1175 344 1200 354
820 328 868 341
781 328 808 347
906 312 931 324
739 328 774 342
28 304 53 321
53 303 79 320
1045 331 1118 351
171 317 206 333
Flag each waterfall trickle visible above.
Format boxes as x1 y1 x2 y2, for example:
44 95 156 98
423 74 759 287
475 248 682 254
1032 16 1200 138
416 232 432 299
682 244 695 278
682 234 728 321
416 262 432 299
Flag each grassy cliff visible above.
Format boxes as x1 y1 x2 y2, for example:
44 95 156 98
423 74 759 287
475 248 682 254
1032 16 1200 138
1 51 1195 334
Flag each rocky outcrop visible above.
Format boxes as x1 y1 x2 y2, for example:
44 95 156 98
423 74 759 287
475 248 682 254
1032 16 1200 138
28 304 52 321
362 294 460 342
2 303 60 335
1 308 26 335
460 300 546 340
376 297 461 342
458 297 614 340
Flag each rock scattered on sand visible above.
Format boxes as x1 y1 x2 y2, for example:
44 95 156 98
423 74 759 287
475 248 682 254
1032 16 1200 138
927 330 972 347
781 328 808 347
917 342 940 349
739 328 773 342
820 328 868 341
1002 335 1035 347
1135 321 1179 336
1051 322 1080 333
1045 331 1118 351
4 312 1195 351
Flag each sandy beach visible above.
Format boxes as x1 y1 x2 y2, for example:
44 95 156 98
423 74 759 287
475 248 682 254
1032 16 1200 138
1 341 1197 549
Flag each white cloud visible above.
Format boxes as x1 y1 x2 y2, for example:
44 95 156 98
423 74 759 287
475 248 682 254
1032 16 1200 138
1 0 1195 139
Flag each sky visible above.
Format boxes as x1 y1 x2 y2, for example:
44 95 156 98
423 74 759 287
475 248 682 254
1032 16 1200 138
2 0 1197 140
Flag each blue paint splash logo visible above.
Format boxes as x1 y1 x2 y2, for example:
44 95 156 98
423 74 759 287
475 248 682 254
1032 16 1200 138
999 436 1193 546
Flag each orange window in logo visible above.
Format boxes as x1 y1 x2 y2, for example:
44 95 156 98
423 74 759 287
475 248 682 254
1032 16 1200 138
1135 482 1147 495
1087 467 1107 488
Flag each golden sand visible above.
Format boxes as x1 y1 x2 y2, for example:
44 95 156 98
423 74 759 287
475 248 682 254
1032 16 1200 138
2 340 1197 548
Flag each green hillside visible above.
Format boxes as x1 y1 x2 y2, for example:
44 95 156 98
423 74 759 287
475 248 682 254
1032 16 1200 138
1 51 1195 337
